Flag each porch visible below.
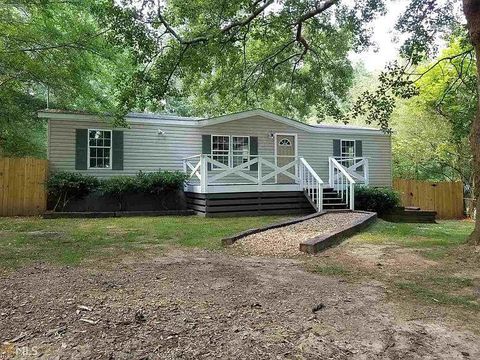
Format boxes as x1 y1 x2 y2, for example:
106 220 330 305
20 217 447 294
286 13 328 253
183 154 369 215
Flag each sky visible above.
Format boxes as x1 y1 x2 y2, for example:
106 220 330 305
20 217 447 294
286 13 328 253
350 0 409 71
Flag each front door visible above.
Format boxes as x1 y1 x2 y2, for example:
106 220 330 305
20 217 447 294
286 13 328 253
275 134 296 184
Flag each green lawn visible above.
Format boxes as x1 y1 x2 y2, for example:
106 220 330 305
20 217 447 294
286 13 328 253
0 215 285 268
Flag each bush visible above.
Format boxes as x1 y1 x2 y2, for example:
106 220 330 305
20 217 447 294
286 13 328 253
47 171 100 211
354 185 400 215
99 170 188 196
47 170 188 211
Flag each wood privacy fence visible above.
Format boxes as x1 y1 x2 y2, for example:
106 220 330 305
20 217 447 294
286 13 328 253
0 158 48 216
393 179 464 219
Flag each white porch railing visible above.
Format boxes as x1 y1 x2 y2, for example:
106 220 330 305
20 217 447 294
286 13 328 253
332 157 369 185
328 157 356 210
182 154 324 212
299 158 323 211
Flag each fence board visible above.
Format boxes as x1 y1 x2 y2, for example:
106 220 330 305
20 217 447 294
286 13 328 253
0 157 48 216
393 179 464 219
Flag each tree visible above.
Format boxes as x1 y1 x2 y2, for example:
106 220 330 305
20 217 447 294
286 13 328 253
0 0 127 156
462 0 480 244
96 0 386 119
390 36 474 191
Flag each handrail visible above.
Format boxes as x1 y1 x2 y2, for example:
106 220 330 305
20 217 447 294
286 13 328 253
300 158 323 184
329 157 355 210
182 154 202 160
329 157 356 184
299 157 323 212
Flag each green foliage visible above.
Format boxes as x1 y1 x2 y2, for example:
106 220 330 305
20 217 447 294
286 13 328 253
47 170 187 211
46 172 100 211
0 0 128 156
390 35 474 189
99 171 188 196
354 186 400 215
135 170 189 193
97 0 387 120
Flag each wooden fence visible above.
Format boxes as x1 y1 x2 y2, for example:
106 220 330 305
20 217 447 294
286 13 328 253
0 158 48 216
393 179 464 219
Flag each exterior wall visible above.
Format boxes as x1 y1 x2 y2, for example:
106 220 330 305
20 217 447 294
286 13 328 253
202 116 392 187
48 119 203 177
48 115 392 187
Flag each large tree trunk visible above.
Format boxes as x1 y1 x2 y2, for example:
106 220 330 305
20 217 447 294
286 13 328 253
464 0 480 245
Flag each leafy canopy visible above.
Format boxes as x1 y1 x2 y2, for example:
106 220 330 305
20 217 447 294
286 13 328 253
0 0 127 156
98 0 386 119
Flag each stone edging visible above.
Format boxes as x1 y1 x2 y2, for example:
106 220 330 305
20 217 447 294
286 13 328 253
299 211 377 254
221 211 327 246
43 210 195 219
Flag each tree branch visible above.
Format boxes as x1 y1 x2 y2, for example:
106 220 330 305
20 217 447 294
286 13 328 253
221 0 274 33
292 0 339 25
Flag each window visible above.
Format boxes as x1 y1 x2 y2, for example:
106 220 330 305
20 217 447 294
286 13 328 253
340 140 355 158
279 138 292 146
232 136 250 167
88 129 112 168
340 139 355 168
212 135 230 168
211 135 250 169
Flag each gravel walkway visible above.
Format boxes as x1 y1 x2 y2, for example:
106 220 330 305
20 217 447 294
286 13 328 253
232 211 371 257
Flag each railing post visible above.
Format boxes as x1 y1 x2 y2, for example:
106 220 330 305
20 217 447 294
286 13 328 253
257 156 262 190
329 157 333 188
317 182 323 211
200 154 208 193
349 182 355 210
364 158 369 186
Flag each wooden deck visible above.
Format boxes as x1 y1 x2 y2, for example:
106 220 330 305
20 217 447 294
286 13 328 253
183 154 368 214
185 191 315 217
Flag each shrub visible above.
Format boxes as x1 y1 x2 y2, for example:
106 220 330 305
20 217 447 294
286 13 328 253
136 170 188 193
47 171 100 211
47 170 188 211
354 185 400 215
99 170 188 196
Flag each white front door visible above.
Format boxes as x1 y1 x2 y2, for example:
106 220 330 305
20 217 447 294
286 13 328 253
275 134 296 184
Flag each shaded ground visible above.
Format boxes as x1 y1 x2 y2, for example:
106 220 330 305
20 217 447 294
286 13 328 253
1 250 479 359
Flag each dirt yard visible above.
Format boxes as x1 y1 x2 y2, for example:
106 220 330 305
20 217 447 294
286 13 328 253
1 249 479 359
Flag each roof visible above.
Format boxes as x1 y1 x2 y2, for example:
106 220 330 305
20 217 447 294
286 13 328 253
38 108 386 135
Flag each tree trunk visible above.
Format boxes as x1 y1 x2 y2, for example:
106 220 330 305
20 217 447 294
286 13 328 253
464 0 480 245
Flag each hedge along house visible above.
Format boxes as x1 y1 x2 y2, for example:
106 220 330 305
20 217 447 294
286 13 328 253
39 109 392 216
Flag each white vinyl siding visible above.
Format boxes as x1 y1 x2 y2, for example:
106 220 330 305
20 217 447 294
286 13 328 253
47 115 392 186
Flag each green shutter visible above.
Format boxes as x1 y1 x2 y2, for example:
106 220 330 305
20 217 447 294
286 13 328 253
75 129 88 170
355 140 363 157
202 134 211 171
333 139 341 157
112 130 124 170
355 140 363 171
250 136 258 171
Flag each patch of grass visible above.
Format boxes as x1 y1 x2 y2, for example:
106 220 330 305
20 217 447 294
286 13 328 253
311 264 351 277
0 215 286 269
351 219 474 249
395 281 479 309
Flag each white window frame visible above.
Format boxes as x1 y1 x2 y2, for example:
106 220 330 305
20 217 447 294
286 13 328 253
340 139 356 159
87 129 113 169
210 135 250 170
